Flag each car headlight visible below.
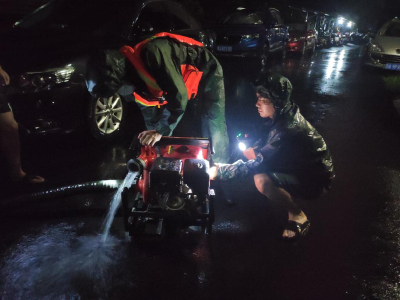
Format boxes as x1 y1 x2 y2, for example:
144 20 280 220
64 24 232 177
370 43 383 52
19 64 75 90
243 34 259 39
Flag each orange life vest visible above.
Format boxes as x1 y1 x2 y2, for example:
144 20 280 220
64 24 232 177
120 32 204 107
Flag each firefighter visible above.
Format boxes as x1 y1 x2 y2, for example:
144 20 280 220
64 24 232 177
86 33 229 163
209 73 334 240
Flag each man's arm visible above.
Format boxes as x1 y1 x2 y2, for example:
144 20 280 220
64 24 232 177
142 40 189 136
211 131 283 180
0 66 10 85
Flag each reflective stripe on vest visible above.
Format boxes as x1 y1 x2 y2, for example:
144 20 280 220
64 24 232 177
134 92 168 107
120 32 204 107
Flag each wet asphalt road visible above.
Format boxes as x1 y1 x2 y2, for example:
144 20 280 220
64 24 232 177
1 44 400 300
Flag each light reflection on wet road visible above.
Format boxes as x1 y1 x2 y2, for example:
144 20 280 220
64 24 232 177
1 44 400 299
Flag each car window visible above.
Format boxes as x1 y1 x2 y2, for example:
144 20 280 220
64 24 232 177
283 9 306 24
381 22 400 37
274 11 283 25
269 10 281 25
224 12 267 25
307 15 316 30
134 1 170 33
164 2 200 30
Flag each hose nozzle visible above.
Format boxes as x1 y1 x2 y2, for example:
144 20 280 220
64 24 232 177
127 158 145 174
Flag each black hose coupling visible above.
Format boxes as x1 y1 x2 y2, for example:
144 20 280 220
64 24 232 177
126 158 145 174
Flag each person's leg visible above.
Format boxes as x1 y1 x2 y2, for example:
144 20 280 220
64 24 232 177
0 111 44 183
253 173 307 238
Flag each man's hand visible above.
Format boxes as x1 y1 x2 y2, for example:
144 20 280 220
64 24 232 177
209 164 220 180
139 130 162 146
243 147 256 160
0 66 10 86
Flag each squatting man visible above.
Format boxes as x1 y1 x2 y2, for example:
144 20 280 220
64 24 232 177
209 73 334 240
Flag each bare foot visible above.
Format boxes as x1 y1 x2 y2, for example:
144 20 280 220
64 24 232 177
11 171 45 184
282 211 307 238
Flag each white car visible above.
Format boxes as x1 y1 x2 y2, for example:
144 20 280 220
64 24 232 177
365 17 400 71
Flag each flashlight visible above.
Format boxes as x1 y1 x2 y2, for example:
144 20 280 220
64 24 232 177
238 142 247 151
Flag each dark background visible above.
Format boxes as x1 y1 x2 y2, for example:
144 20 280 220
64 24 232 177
1 0 400 32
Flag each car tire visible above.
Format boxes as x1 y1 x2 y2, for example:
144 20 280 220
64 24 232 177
87 93 127 141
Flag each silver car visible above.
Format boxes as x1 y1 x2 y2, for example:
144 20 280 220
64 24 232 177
365 17 400 71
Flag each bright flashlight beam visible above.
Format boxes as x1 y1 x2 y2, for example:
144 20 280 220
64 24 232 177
338 18 344 24
347 22 352 28
238 142 247 151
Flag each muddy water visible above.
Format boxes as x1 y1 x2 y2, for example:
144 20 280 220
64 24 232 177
1 172 137 299
1 225 125 299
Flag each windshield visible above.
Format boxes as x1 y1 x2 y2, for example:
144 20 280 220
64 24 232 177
224 12 266 25
282 10 306 23
288 23 306 32
14 0 135 32
381 22 400 37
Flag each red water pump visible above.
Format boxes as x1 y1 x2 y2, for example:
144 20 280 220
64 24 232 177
121 137 215 236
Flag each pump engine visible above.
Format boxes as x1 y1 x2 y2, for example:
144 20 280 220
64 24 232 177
121 137 215 236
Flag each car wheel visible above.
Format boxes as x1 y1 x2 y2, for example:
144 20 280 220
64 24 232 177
261 44 269 66
88 93 126 141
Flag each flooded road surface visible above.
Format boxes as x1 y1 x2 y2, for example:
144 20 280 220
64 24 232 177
1 44 400 299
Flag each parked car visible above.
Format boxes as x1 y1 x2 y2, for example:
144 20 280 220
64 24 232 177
0 0 214 141
213 8 288 65
315 13 337 48
281 6 317 56
364 17 400 71
341 31 351 44
331 30 343 46
351 29 371 44
315 12 330 48
287 23 317 55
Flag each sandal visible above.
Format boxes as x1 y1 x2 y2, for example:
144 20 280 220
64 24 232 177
283 220 311 241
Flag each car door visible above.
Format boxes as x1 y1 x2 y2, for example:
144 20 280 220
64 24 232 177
271 9 287 49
